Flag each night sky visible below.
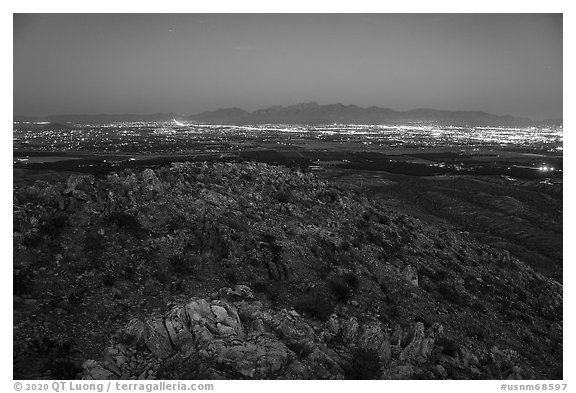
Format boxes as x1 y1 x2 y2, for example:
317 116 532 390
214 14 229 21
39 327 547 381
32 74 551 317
13 13 562 120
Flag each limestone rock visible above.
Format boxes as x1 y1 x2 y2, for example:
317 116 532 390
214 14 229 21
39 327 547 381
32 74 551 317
357 322 391 363
341 317 359 342
142 169 163 192
82 360 118 380
400 322 443 363
403 265 419 287
143 318 173 359
382 363 415 380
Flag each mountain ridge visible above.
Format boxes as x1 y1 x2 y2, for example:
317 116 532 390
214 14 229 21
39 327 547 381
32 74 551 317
14 103 562 127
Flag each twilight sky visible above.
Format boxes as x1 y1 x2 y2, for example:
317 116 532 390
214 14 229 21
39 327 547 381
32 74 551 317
13 13 562 119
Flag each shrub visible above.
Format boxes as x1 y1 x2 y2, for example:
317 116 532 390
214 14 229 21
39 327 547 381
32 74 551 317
67 284 88 304
52 359 82 380
319 189 339 204
165 214 188 232
343 273 360 291
84 231 104 252
385 304 400 320
22 233 42 248
466 325 486 341
414 315 433 329
294 295 333 321
39 214 68 238
14 267 34 295
379 281 389 294
252 281 268 293
157 354 216 379
106 212 146 239
225 271 239 285
345 348 382 379
251 281 279 303
437 283 468 306
28 336 81 379
437 337 459 357
169 254 198 275
101 272 115 287
329 279 351 302
274 190 292 203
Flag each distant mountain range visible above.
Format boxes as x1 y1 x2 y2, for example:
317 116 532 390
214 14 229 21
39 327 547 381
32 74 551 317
14 103 562 127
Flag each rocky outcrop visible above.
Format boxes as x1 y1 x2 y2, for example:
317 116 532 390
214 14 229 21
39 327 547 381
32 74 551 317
81 285 520 380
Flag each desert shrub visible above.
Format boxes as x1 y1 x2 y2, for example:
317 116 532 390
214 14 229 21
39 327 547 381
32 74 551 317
52 358 82 380
414 315 433 329
514 288 528 303
252 281 268 293
466 325 486 341
437 337 459 357
157 354 217 379
274 190 292 203
165 214 188 232
437 283 468 306
28 336 81 379
106 212 146 239
153 270 170 285
84 231 104 252
384 304 400 320
169 279 185 294
345 348 382 379
379 281 389 294
377 213 391 225
251 281 279 303
470 301 487 313
318 189 339 204
39 214 68 238
551 365 563 380
225 271 239 285
329 279 351 302
21 233 42 248
67 284 88 304
29 336 73 358
118 259 137 280
169 254 198 275
433 268 449 281
191 225 229 260
240 172 254 182
311 243 321 257
14 267 34 295
261 233 276 243
101 272 115 287
343 273 360 291
366 230 384 246
294 295 333 321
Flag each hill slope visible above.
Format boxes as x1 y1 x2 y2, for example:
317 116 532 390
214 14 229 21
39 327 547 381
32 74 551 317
13 162 562 379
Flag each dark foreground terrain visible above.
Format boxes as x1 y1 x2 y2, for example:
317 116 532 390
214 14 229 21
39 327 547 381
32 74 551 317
13 161 562 379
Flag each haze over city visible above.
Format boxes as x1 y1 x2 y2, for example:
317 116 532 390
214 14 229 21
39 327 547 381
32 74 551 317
14 13 562 120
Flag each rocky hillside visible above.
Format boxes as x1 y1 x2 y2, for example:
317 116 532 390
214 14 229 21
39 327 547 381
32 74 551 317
13 162 562 379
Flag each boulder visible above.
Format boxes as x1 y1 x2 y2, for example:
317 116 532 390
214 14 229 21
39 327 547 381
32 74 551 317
382 363 415 380
400 322 443 363
341 317 359 342
82 360 118 380
357 322 392 363
164 308 195 355
403 265 419 287
142 169 163 192
143 318 173 359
